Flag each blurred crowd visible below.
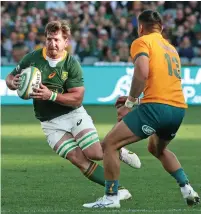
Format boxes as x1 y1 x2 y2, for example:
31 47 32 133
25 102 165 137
1 1 201 65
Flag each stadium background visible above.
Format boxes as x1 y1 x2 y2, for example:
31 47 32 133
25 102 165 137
1 1 201 213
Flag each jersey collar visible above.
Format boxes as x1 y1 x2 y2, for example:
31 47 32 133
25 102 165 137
151 32 162 37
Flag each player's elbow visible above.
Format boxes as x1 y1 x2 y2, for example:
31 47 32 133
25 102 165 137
142 72 148 81
74 94 83 106
67 87 84 106
139 66 149 81
6 75 15 90
70 92 83 106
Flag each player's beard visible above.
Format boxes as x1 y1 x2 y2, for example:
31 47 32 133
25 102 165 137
47 49 60 59
50 49 57 56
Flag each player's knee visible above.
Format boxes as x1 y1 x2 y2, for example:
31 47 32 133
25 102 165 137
148 143 164 158
148 142 157 156
102 139 117 153
102 140 109 152
85 152 103 161
66 148 86 170
83 147 103 161
82 142 103 160
65 149 78 164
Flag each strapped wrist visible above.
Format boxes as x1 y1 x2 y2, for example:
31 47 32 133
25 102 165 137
125 98 140 108
49 91 58 101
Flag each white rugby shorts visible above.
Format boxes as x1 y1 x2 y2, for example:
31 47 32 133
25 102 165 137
41 106 100 153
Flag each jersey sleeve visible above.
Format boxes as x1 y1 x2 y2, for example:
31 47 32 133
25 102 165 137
130 38 150 63
10 53 32 76
65 59 84 89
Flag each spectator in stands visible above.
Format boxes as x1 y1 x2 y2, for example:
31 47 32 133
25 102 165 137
11 43 29 63
101 46 113 62
35 31 46 50
1 34 7 58
187 15 200 33
1 1 201 65
194 31 201 57
25 32 37 52
175 9 185 26
172 25 185 47
189 2 200 15
178 36 195 60
118 42 130 62
45 1 66 13
75 34 92 62
70 30 80 55
92 39 104 59
98 29 111 48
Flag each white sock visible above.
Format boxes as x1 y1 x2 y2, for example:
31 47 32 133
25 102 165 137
106 195 119 201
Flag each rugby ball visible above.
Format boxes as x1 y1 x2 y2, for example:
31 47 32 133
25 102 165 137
17 66 41 100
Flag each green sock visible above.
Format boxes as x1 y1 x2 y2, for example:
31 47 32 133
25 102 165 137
170 168 189 187
84 162 122 189
84 162 105 186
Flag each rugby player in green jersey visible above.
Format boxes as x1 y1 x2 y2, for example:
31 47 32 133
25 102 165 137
6 20 141 201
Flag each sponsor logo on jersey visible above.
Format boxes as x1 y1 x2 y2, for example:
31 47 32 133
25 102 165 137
48 72 56 79
61 71 68 81
142 125 155 136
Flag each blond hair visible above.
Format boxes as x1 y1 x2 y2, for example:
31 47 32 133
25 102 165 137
45 20 71 39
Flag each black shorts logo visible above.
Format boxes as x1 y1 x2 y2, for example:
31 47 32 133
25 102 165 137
77 119 82 126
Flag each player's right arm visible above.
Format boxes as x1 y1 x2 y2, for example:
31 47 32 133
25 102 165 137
6 53 32 90
116 38 150 121
115 38 150 109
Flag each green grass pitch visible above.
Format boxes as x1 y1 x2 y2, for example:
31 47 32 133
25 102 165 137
1 105 201 214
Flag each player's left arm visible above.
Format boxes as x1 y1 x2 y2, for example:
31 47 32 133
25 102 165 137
31 84 84 106
55 59 84 106
54 86 84 106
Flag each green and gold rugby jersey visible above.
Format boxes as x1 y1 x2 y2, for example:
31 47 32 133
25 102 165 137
10 48 84 121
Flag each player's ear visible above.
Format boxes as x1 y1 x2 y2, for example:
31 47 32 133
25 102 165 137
141 24 144 34
65 39 69 48
138 23 143 36
161 25 164 33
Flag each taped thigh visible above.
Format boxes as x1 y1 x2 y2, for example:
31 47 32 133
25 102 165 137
71 109 100 150
48 132 78 159
74 128 99 151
